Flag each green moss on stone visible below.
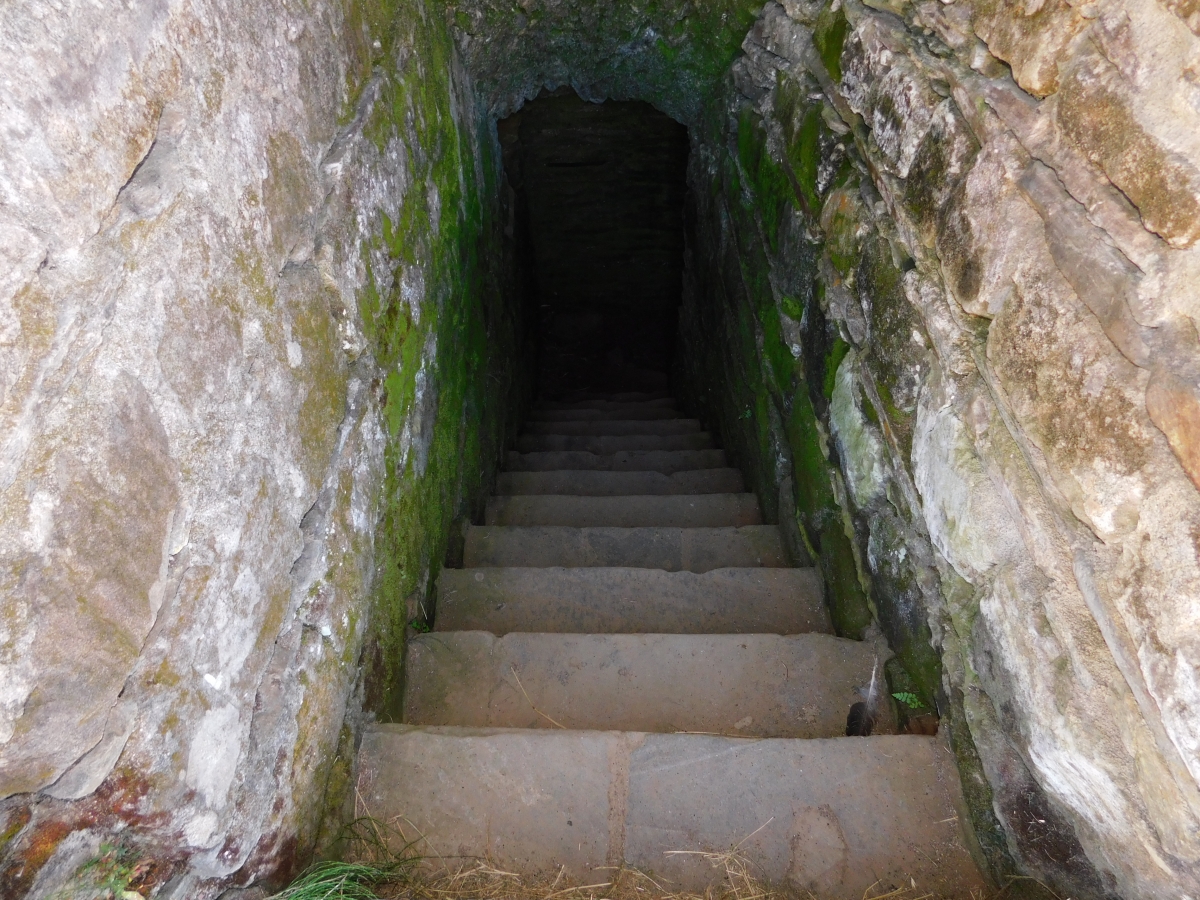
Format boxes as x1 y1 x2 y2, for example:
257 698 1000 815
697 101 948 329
822 337 850 400
786 104 824 213
821 186 863 277
780 294 804 321
857 235 924 454
760 303 797 394
355 2 525 722
780 386 872 636
813 3 850 83
786 389 834 512
737 107 800 252
821 518 874 636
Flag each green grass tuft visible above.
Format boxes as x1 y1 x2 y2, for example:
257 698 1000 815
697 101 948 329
267 861 398 900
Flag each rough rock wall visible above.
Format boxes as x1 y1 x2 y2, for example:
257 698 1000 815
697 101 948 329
676 1 1200 898
450 0 769 126
0 0 522 896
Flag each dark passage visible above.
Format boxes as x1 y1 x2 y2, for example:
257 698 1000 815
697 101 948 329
499 90 689 398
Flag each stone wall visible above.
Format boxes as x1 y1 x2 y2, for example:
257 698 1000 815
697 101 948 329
676 1 1200 897
451 0 769 127
0 0 524 896
4 0 1198 896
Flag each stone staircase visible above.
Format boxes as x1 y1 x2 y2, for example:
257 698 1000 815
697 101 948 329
356 391 985 897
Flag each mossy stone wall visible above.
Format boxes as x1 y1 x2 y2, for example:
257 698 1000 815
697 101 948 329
677 1 1200 898
351 5 531 725
0 0 528 896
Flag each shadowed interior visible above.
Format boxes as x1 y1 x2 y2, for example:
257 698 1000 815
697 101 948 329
499 90 689 397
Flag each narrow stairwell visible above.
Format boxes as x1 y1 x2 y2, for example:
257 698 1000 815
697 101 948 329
356 390 985 898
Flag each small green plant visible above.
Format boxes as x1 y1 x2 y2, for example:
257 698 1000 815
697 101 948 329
892 691 922 708
407 618 430 633
266 816 422 900
266 861 393 900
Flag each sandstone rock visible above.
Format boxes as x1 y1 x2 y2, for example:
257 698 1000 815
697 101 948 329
968 0 1087 98
0 0 519 896
1057 42 1200 249
1145 369 1200 492
674 1 1200 896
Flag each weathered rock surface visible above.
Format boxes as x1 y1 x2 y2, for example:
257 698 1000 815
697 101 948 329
0 0 522 896
670 1 1200 896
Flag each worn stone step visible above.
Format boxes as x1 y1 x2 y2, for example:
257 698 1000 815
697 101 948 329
405 632 882 737
435 567 826 634
505 449 727 473
463 525 788 570
536 395 676 410
357 727 985 895
515 433 714 453
522 419 702 436
484 493 762 527
527 407 684 422
546 390 674 404
495 469 744 496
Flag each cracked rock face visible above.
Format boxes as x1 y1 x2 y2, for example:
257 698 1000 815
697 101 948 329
0 0 517 897
675 1 1200 897
0 0 381 887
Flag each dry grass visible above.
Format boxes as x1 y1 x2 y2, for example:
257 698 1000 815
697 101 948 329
333 798 998 900
372 855 996 900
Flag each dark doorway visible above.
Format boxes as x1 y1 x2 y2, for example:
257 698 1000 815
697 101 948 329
499 90 690 398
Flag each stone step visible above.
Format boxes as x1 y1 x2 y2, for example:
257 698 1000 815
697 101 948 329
405 632 881 737
435 567 827 634
515 433 714 453
544 390 674 405
495 469 744 496
505 449 727 473
484 494 762 527
463 525 789 570
527 407 684 422
522 419 702 436
357 727 986 895
532 398 676 412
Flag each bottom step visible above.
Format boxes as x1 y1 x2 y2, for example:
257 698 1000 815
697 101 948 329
357 726 985 898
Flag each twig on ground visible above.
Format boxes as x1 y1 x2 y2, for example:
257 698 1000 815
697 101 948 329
510 665 568 728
